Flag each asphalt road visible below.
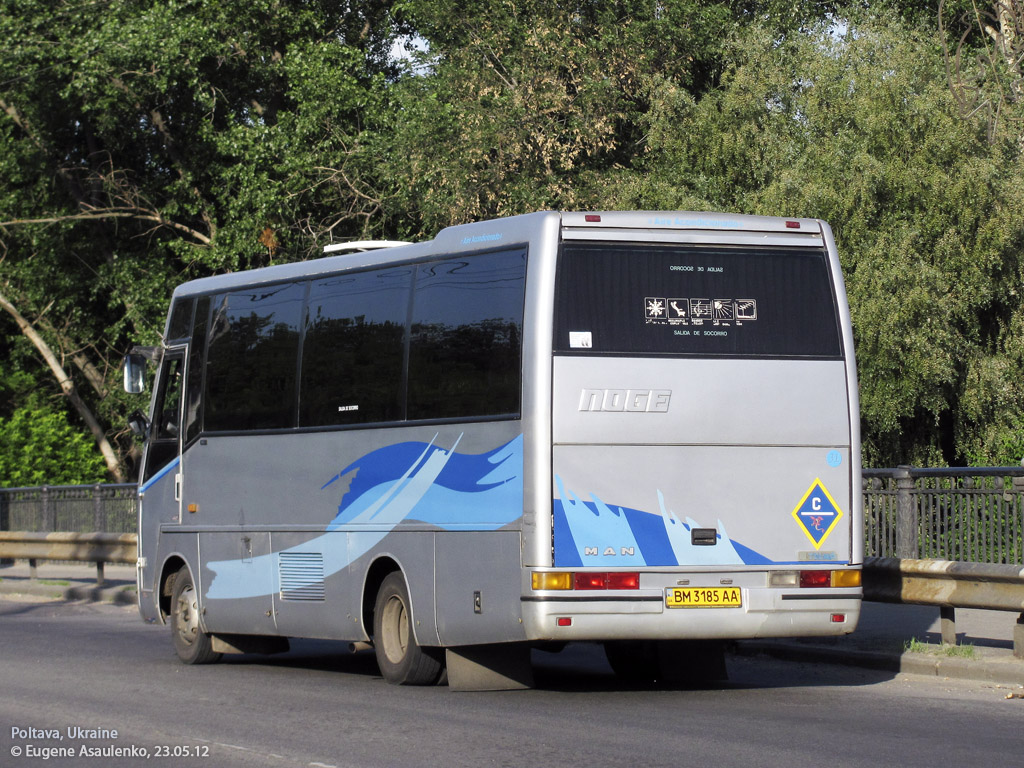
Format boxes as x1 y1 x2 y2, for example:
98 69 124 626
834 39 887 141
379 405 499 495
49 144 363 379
0 597 1020 768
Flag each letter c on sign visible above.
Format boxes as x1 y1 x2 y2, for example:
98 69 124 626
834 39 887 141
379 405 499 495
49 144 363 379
812 497 821 511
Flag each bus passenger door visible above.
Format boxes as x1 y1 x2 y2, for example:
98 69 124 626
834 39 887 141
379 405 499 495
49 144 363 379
138 350 185 602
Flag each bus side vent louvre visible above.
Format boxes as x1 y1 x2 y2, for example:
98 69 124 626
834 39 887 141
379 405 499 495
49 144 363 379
279 552 326 601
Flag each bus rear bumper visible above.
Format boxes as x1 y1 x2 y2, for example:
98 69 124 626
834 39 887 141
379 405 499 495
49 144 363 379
521 589 862 642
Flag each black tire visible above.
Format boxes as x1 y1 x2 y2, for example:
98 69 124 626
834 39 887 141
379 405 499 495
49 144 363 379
170 566 221 665
373 571 444 685
604 640 660 683
604 639 728 685
676 640 728 683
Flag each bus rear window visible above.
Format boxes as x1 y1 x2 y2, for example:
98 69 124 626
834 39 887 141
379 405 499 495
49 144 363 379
554 243 842 358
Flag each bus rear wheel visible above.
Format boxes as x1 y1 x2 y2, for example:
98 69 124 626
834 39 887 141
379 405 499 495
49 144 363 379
373 572 443 685
603 640 660 683
170 566 221 665
604 639 727 685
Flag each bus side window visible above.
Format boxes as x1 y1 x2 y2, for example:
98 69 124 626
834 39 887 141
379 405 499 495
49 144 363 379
407 249 526 420
185 296 210 444
301 268 411 427
156 358 184 439
204 283 304 432
166 298 195 342
142 352 185 483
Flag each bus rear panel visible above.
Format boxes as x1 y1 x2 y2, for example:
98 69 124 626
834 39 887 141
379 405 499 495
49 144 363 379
523 213 861 643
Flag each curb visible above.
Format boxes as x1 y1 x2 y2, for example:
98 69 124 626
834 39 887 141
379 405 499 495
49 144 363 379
736 640 1024 687
0 579 137 606
65 584 137 606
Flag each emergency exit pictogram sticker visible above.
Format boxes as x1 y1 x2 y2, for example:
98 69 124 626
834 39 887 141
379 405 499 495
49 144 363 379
792 479 843 549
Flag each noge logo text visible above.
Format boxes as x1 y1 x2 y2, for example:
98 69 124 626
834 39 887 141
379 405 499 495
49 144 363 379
578 389 672 413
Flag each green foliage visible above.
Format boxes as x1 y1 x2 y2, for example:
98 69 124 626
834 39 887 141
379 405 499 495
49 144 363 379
381 0 845 237
609 10 1024 466
0 0 400 480
3 0 1024 477
904 637 976 657
0 407 107 487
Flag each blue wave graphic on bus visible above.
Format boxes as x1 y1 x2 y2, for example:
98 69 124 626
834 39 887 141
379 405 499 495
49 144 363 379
553 476 771 567
205 434 523 600
322 434 521 529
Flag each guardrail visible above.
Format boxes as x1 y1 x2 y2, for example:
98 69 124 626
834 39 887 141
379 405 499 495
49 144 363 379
0 531 137 585
864 556 1024 657
2 476 1023 655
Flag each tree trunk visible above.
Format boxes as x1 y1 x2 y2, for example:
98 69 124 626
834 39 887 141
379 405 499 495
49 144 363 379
0 287 125 482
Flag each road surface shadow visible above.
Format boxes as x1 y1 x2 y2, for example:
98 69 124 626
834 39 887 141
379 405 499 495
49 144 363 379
219 638 896 692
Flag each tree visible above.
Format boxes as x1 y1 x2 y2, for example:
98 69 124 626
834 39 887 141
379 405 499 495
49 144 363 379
0 0 400 480
611 11 1024 465
0 287 123 478
940 0 1024 143
380 0 848 237
5 0 1024 473
0 406 107 487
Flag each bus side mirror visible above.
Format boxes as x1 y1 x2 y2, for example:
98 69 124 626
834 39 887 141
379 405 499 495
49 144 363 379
128 409 151 440
123 354 147 393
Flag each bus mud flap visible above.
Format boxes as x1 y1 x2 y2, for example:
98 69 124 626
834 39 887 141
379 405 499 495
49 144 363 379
445 643 534 691
210 634 290 655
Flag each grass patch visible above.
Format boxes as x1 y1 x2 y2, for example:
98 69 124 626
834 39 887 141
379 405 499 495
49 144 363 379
904 637 976 658
38 579 70 586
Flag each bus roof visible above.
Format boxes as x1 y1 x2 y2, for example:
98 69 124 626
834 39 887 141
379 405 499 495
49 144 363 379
171 211 825 299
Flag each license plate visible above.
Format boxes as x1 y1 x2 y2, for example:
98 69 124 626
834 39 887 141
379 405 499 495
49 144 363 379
665 586 742 608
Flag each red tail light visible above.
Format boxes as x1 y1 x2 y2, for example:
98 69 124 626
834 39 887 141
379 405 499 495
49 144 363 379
799 570 831 588
572 572 640 590
574 572 607 590
605 572 640 590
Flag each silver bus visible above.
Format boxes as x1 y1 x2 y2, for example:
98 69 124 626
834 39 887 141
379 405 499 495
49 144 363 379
125 211 862 690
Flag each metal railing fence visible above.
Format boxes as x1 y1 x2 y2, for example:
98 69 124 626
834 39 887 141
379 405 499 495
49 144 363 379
2 467 1024 565
0 484 137 535
863 466 1024 565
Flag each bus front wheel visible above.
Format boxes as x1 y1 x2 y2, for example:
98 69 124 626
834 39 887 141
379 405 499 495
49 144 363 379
170 566 221 665
373 572 443 685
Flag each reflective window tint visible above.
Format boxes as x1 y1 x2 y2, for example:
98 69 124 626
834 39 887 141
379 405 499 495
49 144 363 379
407 249 526 420
554 244 842 358
301 268 412 426
154 356 184 440
204 283 304 431
176 248 526 435
185 296 209 444
166 299 194 341
144 352 184 482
